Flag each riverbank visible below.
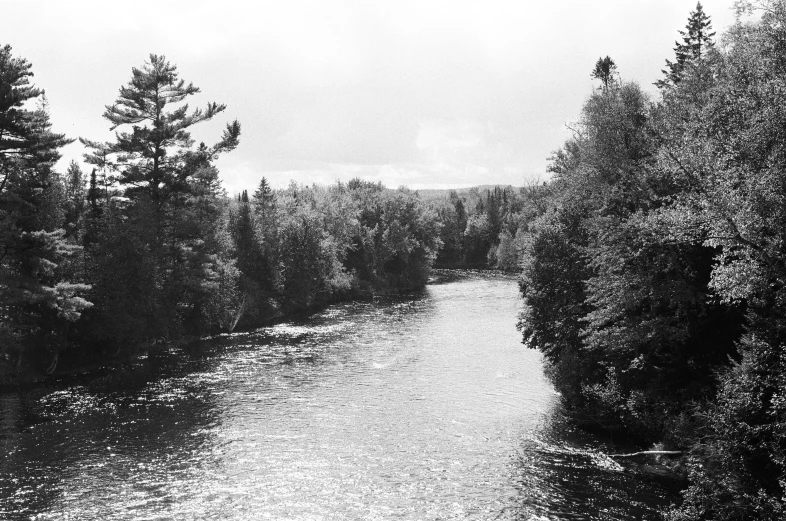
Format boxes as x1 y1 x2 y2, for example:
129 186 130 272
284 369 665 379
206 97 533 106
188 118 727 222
1 272 465 390
0 274 678 520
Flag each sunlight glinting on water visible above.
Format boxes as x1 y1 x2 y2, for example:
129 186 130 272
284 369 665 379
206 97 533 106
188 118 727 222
0 275 677 520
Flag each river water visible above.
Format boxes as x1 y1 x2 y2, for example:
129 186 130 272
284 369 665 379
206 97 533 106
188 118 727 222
0 273 677 520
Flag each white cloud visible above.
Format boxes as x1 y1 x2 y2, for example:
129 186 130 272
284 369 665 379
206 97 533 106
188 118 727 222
2 0 742 191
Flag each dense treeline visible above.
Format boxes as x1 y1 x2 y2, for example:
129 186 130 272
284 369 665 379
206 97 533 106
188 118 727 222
8 2 786 517
0 51 442 384
518 2 785 519
425 184 551 270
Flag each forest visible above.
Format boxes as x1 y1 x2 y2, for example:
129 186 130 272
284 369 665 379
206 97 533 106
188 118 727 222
0 43 529 385
517 2 786 519
2 0 785 519
0 49 451 382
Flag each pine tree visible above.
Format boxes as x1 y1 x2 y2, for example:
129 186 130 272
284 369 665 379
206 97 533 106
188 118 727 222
253 177 273 201
592 56 618 89
63 160 85 239
0 45 70 195
81 54 240 205
253 177 273 207
656 2 715 88
80 141 113 204
79 54 241 342
86 168 102 219
252 177 276 228
0 45 90 379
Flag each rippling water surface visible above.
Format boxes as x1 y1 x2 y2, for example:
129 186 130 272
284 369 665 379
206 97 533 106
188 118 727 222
0 274 677 520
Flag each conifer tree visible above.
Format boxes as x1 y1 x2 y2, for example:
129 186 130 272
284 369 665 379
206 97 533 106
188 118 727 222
253 177 274 220
0 45 90 379
81 141 113 204
80 54 241 342
0 45 70 195
86 168 102 219
657 2 715 88
253 177 272 201
82 54 240 204
591 56 618 89
62 160 85 239
252 177 277 241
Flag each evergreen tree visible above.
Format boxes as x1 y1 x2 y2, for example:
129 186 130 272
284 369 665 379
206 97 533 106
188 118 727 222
433 192 465 267
252 177 276 235
0 45 90 379
656 2 715 88
253 177 273 207
0 45 70 195
80 54 241 343
62 160 85 239
82 54 239 205
252 177 276 231
86 168 102 219
230 187 268 311
80 140 114 204
591 56 618 89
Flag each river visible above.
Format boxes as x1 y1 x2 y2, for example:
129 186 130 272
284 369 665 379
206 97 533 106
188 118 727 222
0 273 677 520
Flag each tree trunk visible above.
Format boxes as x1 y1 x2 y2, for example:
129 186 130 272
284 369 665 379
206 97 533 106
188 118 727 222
229 295 248 332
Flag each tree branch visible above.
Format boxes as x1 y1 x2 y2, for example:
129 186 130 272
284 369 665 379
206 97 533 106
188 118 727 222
609 450 682 458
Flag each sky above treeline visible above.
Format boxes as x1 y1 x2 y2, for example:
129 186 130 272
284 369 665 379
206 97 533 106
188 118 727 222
3 0 739 194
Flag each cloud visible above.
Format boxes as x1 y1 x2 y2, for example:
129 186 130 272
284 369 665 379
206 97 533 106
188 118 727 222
2 0 741 191
416 120 484 151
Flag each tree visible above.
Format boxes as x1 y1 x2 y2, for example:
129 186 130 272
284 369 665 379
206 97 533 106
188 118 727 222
518 51 748 444
62 160 85 239
277 186 337 311
656 2 715 88
375 188 441 289
494 228 524 272
82 54 239 205
433 193 465 267
81 141 114 205
253 177 274 215
256 178 282 285
0 45 89 380
592 56 618 89
86 168 101 218
655 5 786 517
230 189 265 297
463 213 492 266
80 54 241 344
252 176 279 279
0 45 70 195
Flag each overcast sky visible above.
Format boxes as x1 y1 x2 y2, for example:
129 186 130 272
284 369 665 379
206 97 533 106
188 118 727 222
2 1 739 194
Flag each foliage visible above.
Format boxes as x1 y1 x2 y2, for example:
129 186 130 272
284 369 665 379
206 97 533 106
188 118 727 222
657 3 786 517
427 185 545 270
656 2 715 88
592 56 618 89
517 2 786 517
0 47 445 381
0 45 70 194
81 54 239 205
0 44 89 379
62 161 86 240
77 54 241 347
668 334 786 521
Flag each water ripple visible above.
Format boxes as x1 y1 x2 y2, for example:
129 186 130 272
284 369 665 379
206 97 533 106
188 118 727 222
0 274 677 520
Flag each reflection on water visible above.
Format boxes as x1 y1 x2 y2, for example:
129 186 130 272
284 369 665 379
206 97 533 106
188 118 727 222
0 273 676 520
